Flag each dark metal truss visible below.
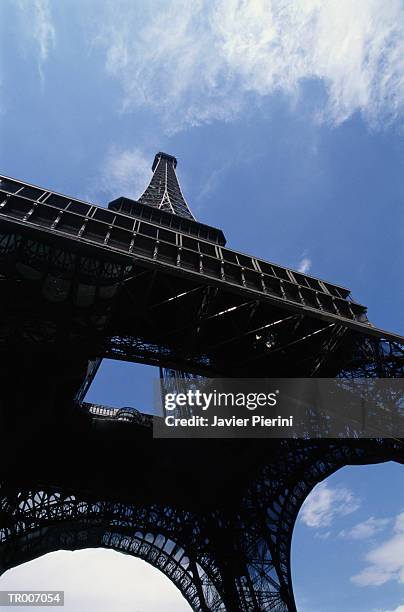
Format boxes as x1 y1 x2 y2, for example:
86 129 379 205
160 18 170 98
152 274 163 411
0 165 403 612
0 434 402 612
138 152 196 220
0 174 379 334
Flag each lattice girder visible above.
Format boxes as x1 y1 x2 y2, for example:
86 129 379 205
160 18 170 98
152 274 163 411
0 161 403 611
0 435 402 612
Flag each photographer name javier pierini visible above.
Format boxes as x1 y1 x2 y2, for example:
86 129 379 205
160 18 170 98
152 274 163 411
163 389 293 429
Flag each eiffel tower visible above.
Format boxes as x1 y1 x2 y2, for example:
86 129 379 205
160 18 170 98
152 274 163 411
0 152 403 611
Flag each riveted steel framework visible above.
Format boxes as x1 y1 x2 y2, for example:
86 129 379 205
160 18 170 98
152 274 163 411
0 156 403 611
138 152 195 219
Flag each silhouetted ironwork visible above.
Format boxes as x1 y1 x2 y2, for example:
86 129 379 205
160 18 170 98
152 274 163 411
0 154 402 611
138 152 195 219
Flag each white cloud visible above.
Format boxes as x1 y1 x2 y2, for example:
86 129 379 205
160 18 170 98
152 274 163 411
17 0 56 82
298 257 312 274
197 160 233 201
0 549 191 611
100 146 152 200
94 0 404 131
339 516 390 540
351 511 404 587
372 607 404 612
314 530 331 540
300 481 360 528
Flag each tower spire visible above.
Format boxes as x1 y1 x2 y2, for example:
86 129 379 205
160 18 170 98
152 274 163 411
138 152 195 220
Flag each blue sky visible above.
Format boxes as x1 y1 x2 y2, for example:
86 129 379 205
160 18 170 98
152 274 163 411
0 1 403 610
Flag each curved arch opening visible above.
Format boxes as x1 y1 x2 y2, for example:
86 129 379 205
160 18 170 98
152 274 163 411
292 461 404 612
0 548 192 611
0 501 224 612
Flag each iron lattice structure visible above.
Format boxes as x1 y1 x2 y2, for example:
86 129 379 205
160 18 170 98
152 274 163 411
0 152 403 611
138 152 195 219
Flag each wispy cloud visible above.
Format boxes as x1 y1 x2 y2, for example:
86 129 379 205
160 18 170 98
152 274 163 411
197 161 233 202
351 511 404 587
17 0 56 83
298 256 312 274
94 0 404 132
99 146 152 201
300 481 360 528
314 530 331 540
339 516 390 540
373 606 404 612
